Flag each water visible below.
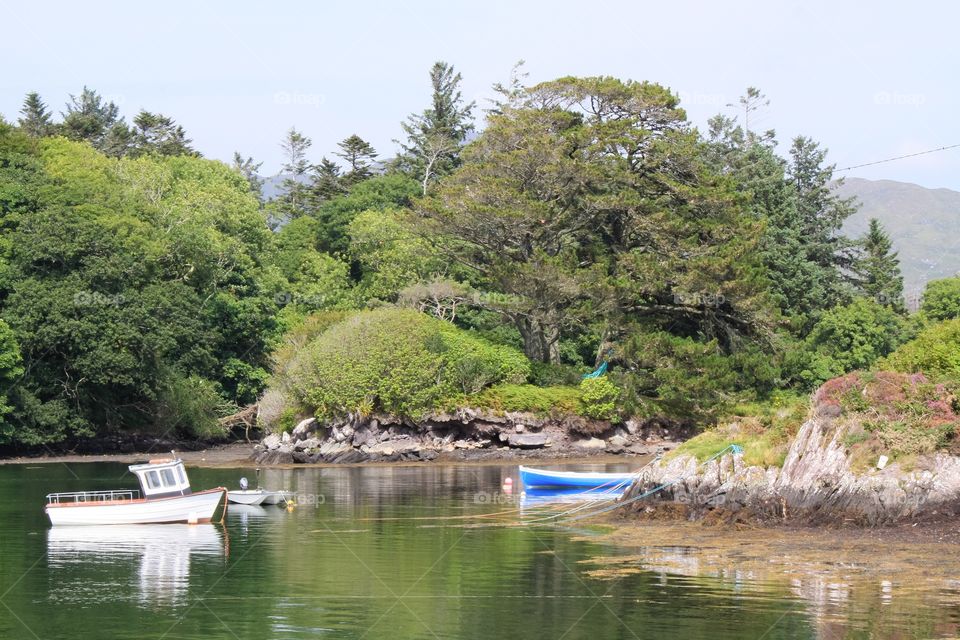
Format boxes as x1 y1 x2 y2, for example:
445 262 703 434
0 461 958 639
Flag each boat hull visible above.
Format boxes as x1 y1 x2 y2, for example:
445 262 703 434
46 488 227 526
227 490 268 506
518 466 636 490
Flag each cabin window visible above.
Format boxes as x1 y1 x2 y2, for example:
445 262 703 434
177 466 187 484
146 470 160 489
160 468 177 487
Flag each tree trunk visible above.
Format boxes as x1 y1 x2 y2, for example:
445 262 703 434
516 315 561 364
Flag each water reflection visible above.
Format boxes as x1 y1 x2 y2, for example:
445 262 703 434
46 524 226 607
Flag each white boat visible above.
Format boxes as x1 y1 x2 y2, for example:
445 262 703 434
227 489 269 506
45 458 227 526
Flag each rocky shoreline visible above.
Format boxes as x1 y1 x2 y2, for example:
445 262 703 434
253 409 690 465
622 396 960 526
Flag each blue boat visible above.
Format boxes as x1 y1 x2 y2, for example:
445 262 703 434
518 465 637 490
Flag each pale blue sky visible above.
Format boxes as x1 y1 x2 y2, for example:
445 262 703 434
3 0 957 188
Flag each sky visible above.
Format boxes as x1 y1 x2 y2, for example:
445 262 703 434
2 0 958 189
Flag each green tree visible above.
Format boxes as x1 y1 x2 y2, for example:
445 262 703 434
397 61 475 194
335 134 377 186
349 208 441 301
130 110 196 157
232 152 265 201
705 92 855 330
0 136 275 443
277 127 312 218
421 76 772 364
17 92 54 138
60 86 123 151
313 173 420 255
306 157 345 209
787 298 907 387
919 277 960 321
787 135 859 305
852 218 903 309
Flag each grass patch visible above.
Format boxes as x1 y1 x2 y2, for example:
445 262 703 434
670 392 809 468
471 384 582 416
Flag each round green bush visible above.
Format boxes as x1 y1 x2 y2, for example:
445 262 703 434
287 308 530 419
579 376 619 421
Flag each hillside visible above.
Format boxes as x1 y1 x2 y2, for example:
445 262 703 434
838 177 960 295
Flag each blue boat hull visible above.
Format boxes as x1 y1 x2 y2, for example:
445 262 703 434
518 465 636 490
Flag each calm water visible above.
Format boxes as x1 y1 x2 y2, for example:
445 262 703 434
0 461 958 639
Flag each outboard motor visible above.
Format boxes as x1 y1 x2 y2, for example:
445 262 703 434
239 477 249 491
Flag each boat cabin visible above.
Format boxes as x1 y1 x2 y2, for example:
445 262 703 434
128 459 192 499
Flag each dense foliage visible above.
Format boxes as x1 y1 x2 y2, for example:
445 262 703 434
278 308 530 420
0 71 944 447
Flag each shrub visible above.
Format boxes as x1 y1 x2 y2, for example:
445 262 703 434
789 299 909 388
920 277 960 322
155 374 233 439
283 308 530 420
579 376 619 421
880 318 960 381
475 384 582 415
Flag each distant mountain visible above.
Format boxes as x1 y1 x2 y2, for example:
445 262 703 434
837 177 960 296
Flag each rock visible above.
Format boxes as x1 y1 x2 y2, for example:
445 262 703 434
608 434 629 448
574 437 606 450
624 419 640 435
295 437 320 452
291 417 317 440
507 433 548 449
263 433 281 450
281 431 291 444
515 424 525 433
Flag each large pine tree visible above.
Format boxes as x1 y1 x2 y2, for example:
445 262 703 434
398 61 475 194
18 92 54 137
277 127 313 217
60 87 123 150
853 218 904 309
335 135 377 186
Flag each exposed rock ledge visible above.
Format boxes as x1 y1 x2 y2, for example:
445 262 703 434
253 410 689 465
622 404 960 526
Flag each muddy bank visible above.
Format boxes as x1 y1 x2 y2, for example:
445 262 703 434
253 409 690 465
0 442 256 467
621 390 960 526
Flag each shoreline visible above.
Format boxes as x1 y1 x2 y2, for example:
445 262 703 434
0 443 657 470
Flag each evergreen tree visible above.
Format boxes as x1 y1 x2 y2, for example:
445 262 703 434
277 127 312 217
232 152 264 201
130 110 196 157
335 134 377 186
60 87 123 150
100 121 134 157
307 157 345 207
788 135 859 284
398 61 475 194
18 92 54 137
853 218 904 309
